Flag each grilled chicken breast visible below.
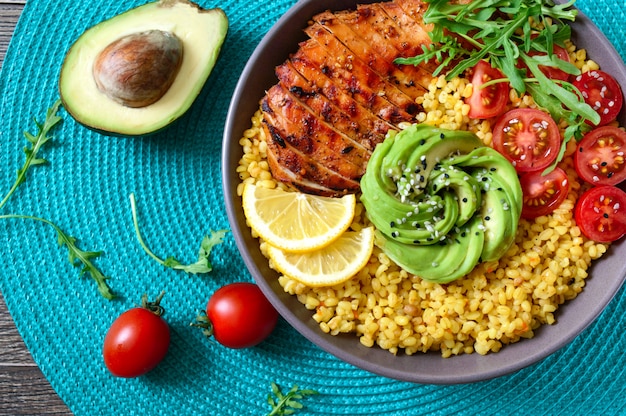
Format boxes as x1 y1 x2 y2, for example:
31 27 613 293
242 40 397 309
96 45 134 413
261 0 436 196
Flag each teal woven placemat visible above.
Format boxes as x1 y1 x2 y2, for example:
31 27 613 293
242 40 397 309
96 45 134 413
1 0 625 414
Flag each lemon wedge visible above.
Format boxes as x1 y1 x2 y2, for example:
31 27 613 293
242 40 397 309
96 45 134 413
242 183 356 253
267 227 374 287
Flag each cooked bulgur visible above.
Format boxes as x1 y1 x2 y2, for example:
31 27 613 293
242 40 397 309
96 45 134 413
236 44 612 357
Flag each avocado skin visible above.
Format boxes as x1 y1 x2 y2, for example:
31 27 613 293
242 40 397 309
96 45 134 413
58 0 229 137
360 124 522 283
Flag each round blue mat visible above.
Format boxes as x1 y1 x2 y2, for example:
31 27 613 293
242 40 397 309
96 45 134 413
1 0 625 414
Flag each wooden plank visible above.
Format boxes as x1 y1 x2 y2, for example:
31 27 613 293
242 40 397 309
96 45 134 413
0 294 72 415
0 3 73 414
0 6 22 67
0 295 73 415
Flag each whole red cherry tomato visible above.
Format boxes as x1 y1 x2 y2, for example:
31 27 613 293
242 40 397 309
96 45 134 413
197 282 278 349
103 292 170 378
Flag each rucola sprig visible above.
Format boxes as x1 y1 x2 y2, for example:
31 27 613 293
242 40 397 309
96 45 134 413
0 99 115 299
395 0 599 171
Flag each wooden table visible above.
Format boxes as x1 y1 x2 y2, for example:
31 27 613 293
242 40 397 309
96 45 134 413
0 1 72 414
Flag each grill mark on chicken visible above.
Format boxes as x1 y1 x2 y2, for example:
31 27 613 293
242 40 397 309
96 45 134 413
288 54 403 133
377 2 438 69
265 143 356 195
263 85 368 179
304 23 421 111
276 62 386 151
261 0 435 196
313 10 437 100
308 18 425 98
292 40 415 124
394 0 430 24
264 114 361 194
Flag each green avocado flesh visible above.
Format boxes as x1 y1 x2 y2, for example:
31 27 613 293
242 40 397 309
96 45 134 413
360 124 523 283
59 0 228 136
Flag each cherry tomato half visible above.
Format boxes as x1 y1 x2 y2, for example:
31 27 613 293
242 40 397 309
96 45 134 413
206 282 278 349
575 126 626 186
466 60 509 119
519 167 570 219
575 185 626 243
103 293 170 378
492 108 561 172
573 70 624 126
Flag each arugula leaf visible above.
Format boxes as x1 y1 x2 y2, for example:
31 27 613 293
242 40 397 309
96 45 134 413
395 0 599 146
0 100 115 299
0 214 115 300
129 193 228 274
0 99 62 210
266 382 318 416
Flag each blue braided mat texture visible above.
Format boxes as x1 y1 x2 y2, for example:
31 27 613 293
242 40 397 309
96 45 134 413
0 0 625 414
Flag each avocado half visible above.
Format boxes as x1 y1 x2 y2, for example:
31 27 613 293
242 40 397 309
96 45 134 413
59 0 228 136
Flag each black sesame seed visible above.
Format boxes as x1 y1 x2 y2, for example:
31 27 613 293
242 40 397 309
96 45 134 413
608 172 614 178
485 216 491 221
420 139 426 146
390 221 396 228
604 213 610 219
601 162 608 166
490 167 497 172
462 197 468 203
414 240 420 244
341 146 354 154
440 133 445 139
461 232 467 237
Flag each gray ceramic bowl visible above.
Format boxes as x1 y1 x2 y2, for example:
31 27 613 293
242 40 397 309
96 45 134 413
222 0 626 384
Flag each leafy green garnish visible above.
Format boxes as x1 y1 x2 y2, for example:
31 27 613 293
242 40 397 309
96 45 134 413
0 100 116 300
0 99 63 211
395 0 599 171
266 382 318 416
129 193 228 274
0 214 115 300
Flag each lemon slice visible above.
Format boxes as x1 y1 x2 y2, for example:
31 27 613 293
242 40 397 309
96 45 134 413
267 227 375 287
242 183 356 253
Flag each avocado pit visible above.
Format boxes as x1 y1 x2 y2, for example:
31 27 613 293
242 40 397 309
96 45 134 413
93 30 183 108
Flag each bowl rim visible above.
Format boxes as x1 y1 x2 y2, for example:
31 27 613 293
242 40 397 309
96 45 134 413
222 0 626 384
